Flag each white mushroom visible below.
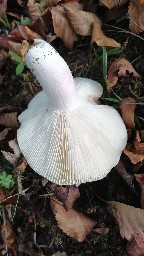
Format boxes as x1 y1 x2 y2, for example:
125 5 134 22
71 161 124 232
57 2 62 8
17 39 127 185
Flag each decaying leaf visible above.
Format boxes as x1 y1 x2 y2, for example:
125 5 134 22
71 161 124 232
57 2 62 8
0 0 7 20
107 58 141 88
10 25 42 42
1 219 17 255
52 185 80 209
27 0 42 21
51 4 78 49
107 201 144 240
0 128 11 141
0 49 9 69
120 97 136 129
124 131 144 164
128 2 144 34
0 106 21 129
135 174 144 209
8 40 29 62
64 4 120 47
50 196 96 242
2 139 21 166
126 233 144 256
99 0 129 9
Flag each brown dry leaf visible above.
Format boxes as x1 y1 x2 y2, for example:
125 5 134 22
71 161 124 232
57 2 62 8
0 112 20 128
126 234 144 256
0 128 10 141
99 0 129 9
41 0 61 8
0 0 7 20
135 174 144 209
64 4 120 47
128 2 144 34
50 196 96 242
107 58 141 88
8 40 29 62
107 201 144 240
51 4 78 49
2 139 21 166
120 97 136 129
0 187 7 202
10 25 42 42
27 0 42 20
53 185 80 209
115 161 134 191
1 220 17 255
124 131 144 164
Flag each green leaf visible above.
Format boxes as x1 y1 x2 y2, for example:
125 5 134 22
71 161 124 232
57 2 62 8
20 17 32 26
0 171 15 189
9 51 22 63
16 62 25 75
102 97 120 103
102 46 107 81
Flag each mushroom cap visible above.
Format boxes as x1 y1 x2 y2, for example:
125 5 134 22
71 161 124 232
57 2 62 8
17 83 127 185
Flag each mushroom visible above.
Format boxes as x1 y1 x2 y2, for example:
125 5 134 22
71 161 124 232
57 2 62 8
17 39 127 185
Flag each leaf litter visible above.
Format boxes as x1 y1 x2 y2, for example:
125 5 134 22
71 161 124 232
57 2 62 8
0 0 144 255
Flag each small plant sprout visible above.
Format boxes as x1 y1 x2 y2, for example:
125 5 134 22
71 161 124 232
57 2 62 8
17 39 127 185
0 171 15 189
8 51 25 75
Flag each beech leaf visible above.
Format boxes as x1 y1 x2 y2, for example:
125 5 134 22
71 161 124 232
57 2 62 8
107 201 144 240
50 196 96 242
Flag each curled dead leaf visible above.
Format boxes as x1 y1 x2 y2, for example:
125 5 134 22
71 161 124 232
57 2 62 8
128 2 144 34
120 97 136 129
107 201 144 240
99 0 129 9
107 58 141 88
64 4 120 47
51 4 78 49
10 25 42 42
52 185 80 209
1 139 21 166
0 112 20 128
8 40 29 62
124 131 144 164
126 234 144 256
27 0 42 20
50 196 96 242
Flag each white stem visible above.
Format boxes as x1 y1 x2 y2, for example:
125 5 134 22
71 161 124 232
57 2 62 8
26 39 78 110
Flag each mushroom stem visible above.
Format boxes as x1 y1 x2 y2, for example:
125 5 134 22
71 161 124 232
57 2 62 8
26 39 78 111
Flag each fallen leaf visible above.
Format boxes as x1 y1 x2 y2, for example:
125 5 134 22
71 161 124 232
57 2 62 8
0 112 20 128
124 131 144 164
51 4 77 49
135 174 144 209
41 0 61 8
10 25 42 42
0 128 10 141
0 187 7 202
8 40 29 62
126 234 144 256
120 97 136 129
99 0 129 9
27 0 42 20
0 0 7 20
107 58 141 88
1 220 17 255
52 185 80 209
107 201 144 240
2 139 21 166
64 4 120 47
50 196 96 242
128 2 144 34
